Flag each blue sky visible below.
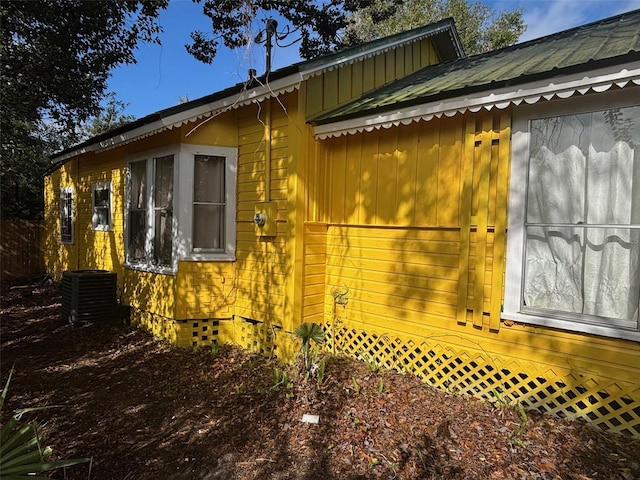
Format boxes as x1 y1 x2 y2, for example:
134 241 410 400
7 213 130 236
107 0 640 119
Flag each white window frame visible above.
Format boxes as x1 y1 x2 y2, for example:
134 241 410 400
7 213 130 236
179 144 237 262
92 181 113 231
503 89 640 342
125 147 177 274
60 187 74 244
124 144 237 274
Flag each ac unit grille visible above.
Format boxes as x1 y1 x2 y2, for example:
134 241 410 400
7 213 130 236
61 270 117 324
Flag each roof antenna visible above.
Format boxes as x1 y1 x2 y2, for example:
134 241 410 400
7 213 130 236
255 18 279 75
255 18 300 76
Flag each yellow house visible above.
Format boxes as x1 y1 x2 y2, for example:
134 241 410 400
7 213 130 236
45 12 640 436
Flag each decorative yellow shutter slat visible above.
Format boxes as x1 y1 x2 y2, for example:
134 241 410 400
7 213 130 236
489 113 512 331
473 116 493 327
457 117 476 324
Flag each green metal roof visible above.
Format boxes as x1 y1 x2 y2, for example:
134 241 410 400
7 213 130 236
312 9 640 125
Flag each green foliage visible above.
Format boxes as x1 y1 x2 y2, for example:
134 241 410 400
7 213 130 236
0 370 89 478
188 0 404 63
344 0 525 55
80 93 137 141
492 389 529 449
294 322 325 371
0 0 166 218
351 377 360 393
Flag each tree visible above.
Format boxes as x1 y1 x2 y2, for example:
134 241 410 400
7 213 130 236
343 0 525 55
187 0 405 63
80 93 137 141
0 0 167 218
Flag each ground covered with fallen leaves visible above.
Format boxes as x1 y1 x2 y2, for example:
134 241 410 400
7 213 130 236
1 282 639 479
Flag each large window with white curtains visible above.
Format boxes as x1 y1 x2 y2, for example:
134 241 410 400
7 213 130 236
504 95 640 341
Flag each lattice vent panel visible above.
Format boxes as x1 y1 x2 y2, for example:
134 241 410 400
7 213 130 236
176 319 220 348
324 321 640 437
131 309 221 349
233 318 276 358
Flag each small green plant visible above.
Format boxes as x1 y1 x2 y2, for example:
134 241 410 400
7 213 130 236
272 367 291 388
331 285 349 307
210 341 219 357
508 401 529 449
317 358 326 385
492 389 529 449
351 377 360 393
272 367 294 399
377 378 384 394
294 322 325 371
0 370 89 478
357 350 379 372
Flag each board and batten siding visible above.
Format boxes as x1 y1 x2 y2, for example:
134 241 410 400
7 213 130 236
315 113 510 330
306 38 441 119
310 111 640 436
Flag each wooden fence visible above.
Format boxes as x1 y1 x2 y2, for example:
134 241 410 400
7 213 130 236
1 219 45 283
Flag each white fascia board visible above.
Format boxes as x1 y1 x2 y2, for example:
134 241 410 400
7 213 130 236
313 62 640 139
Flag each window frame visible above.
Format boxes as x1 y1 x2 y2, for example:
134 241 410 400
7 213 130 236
503 89 640 342
91 181 113 231
124 144 237 274
60 187 74 244
125 147 177 274
180 144 237 261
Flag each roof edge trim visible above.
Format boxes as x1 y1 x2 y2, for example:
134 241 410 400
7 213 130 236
51 74 304 163
300 22 461 80
312 64 640 139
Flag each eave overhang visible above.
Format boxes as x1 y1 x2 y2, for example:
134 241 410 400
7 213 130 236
312 62 640 140
48 18 463 170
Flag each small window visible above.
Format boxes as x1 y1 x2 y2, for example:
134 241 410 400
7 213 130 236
60 187 74 244
193 155 225 251
92 182 112 231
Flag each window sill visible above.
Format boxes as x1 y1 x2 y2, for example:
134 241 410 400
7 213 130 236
180 254 236 263
501 311 640 343
124 263 176 276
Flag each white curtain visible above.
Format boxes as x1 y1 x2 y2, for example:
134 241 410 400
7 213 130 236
524 124 639 324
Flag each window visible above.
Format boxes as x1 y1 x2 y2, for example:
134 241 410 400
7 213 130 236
126 154 174 270
125 144 236 273
153 155 174 266
60 187 74 244
504 94 640 341
92 182 112 230
193 155 225 251
128 160 147 263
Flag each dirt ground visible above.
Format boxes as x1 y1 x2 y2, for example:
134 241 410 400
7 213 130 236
1 282 639 480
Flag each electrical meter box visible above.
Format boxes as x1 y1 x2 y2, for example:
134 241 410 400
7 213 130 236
254 201 277 237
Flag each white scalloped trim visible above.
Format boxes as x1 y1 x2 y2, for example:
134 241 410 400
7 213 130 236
93 81 302 153
313 66 640 140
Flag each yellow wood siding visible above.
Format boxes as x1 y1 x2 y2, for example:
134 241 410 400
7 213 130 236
312 110 640 436
305 38 440 119
44 160 79 278
233 96 293 328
